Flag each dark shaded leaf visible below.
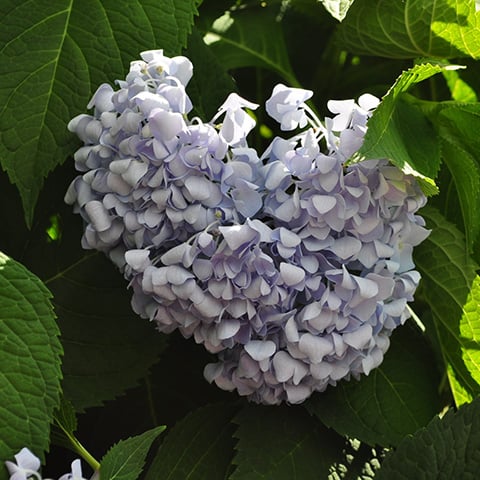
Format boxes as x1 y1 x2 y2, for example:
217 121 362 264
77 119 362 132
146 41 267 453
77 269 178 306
184 27 236 120
202 7 301 87
46 253 168 412
439 137 480 250
307 325 442 447
144 404 237 480
230 405 344 479
0 162 168 413
376 396 480 479
435 104 480 249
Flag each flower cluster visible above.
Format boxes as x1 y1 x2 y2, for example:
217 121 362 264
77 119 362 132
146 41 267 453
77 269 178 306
66 50 429 405
65 50 262 270
5 448 93 480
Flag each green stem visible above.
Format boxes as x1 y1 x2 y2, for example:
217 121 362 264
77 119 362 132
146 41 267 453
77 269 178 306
56 421 100 471
145 375 159 427
44 252 98 285
71 435 100 471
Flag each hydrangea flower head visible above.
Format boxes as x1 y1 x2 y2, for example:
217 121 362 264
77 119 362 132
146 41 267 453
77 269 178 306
66 50 429 405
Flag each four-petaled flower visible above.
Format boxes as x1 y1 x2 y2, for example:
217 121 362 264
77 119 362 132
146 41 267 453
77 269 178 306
5 448 41 480
5 449 90 480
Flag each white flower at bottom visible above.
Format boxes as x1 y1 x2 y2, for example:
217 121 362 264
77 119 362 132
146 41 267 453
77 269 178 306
4 449 90 480
5 448 41 480
58 459 88 480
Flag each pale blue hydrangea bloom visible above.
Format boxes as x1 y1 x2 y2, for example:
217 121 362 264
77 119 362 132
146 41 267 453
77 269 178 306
66 50 262 270
67 50 429 405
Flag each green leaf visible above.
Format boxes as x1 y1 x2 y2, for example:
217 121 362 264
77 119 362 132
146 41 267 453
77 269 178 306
112 0 198 61
0 252 62 471
54 396 78 435
418 101 480 248
414 207 480 406
355 63 457 189
319 0 355 21
436 103 480 156
433 104 480 248
202 8 301 87
184 27 236 119
375 396 480 479
0 1 91 227
338 0 480 59
52 396 78 453
144 404 237 480
98 0 196 68
148 0 198 54
0 162 168 412
230 406 344 480
100 425 166 480
52 396 100 470
0 0 198 226
442 69 478 102
439 137 480 249
307 325 442 447
45 253 168 412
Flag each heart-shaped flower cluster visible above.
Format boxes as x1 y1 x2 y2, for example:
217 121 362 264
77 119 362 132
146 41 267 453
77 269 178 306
66 50 429 405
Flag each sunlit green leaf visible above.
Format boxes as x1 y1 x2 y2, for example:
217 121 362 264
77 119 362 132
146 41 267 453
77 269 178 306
442 69 478 102
414 207 480 406
307 326 442 447
337 0 480 59
0 252 62 473
355 63 460 192
376 396 480 479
